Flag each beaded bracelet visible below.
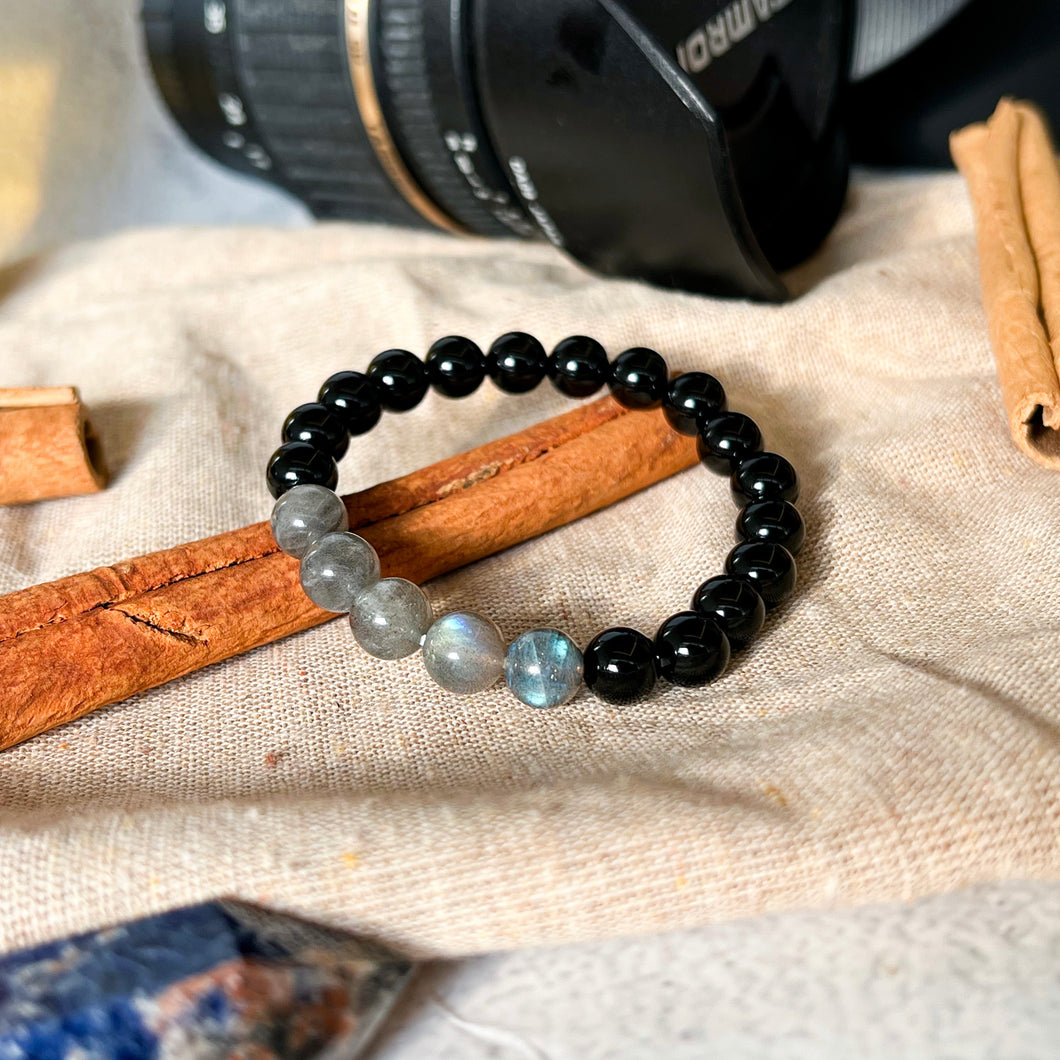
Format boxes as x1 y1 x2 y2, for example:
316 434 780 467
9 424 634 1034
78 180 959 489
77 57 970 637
266 334 803 708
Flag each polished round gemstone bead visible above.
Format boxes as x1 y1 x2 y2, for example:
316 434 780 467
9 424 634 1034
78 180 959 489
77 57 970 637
282 402 349 460
691 575 765 648
425 335 485 398
270 483 349 559
736 499 805 556
505 629 584 708
608 347 668 409
367 349 429 411
350 577 433 660
725 542 797 610
583 627 657 704
654 611 731 687
299 531 380 612
318 371 382 436
547 335 609 398
486 332 548 393
663 372 727 435
422 611 506 694
731 451 799 505
266 441 338 499
697 412 763 474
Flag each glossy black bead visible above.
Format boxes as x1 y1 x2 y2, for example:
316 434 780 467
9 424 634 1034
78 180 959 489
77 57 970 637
266 441 338 499
736 500 805 556
281 402 349 460
583 627 657 704
725 542 797 610
547 335 609 398
608 347 668 409
691 575 765 648
663 372 727 435
654 611 730 687
697 412 763 474
367 349 429 411
486 332 547 393
318 371 382 436
731 451 799 506
425 335 485 398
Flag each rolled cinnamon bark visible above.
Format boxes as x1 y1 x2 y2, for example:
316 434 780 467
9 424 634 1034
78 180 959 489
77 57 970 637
0 395 696 751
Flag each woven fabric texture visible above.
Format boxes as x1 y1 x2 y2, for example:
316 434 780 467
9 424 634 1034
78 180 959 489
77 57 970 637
0 172 1057 958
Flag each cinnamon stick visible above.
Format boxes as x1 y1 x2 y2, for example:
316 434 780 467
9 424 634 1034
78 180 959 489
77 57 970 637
0 396 696 751
0 386 108 503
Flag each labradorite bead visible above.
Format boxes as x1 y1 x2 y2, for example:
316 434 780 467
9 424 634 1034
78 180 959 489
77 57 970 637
367 349 429 412
654 611 730 687
547 335 609 398
697 412 763 474
299 531 380 612
609 347 668 409
350 578 433 659
422 611 506 694
736 499 805 556
504 629 584 708
425 335 486 398
583 627 657 704
663 372 727 435
691 575 765 648
486 332 548 393
725 542 797 609
270 484 349 559
282 402 349 459
266 442 338 499
731 451 799 505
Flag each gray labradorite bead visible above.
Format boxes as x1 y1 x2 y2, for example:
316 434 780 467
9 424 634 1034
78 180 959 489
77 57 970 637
505 628 584 708
350 578 433 660
299 531 380 612
422 611 506 695
271 484 348 559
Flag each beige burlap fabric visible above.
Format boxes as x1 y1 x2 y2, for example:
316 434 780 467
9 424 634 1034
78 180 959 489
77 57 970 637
1 171 1058 958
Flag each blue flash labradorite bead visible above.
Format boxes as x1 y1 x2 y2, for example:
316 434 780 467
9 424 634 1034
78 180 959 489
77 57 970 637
425 335 486 398
654 611 731 687
266 442 338 499
282 402 349 460
736 499 805 556
697 412 763 474
691 575 765 648
583 627 657 704
367 349 429 411
547 335 609 398
487 332 548 393
663 372 727 435
731 451 799 506
318 370 382 436
609 347 668 409
725 542 797 609
505 629 584 708
422 611 506 694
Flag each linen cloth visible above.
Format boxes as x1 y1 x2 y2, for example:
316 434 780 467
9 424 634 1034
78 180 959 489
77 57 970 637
0 172 1057 958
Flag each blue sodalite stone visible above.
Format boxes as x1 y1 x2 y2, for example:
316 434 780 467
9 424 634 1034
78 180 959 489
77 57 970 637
505 628 584 708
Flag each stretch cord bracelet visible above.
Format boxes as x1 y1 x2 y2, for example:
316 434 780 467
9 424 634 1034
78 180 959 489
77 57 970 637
266 334 804 708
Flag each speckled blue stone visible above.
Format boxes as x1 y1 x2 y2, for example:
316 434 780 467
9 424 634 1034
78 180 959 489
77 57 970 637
504 628 584 708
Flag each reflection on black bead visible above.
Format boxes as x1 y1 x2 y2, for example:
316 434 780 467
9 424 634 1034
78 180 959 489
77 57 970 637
367 349 429 411
654 611 730 687
266 442 338 499
282 402 349 459
736 500 805 556
583 627 657 704
697 412 763 474
487 332 548 393
609 347 668 409
318 371 382 436
548 335 609 398
731 451 799 505
725 542 797 609
663 372 727 435
691 575 765 648
425 335 485 398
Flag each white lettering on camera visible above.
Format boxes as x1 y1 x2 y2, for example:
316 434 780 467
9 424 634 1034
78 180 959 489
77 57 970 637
508 157 564 247
676 0 795 74
204 1 226 34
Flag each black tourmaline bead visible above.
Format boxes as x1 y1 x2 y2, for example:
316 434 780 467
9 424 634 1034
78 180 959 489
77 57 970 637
367 349 429 411
486 332 548 393
663 372 727 435
266 441 338 499
697 412 763 474
731 451 799 506
547 335 609 398
736 499 805 556
318 371 382 436
583 627 657 704
654 611 731 687
609 347 668 409
691 575 765 648
282 402 349 460
425 335 485 398
725 542 797 609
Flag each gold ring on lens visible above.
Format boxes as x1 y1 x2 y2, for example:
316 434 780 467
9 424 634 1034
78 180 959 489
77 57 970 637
344 0 468 235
